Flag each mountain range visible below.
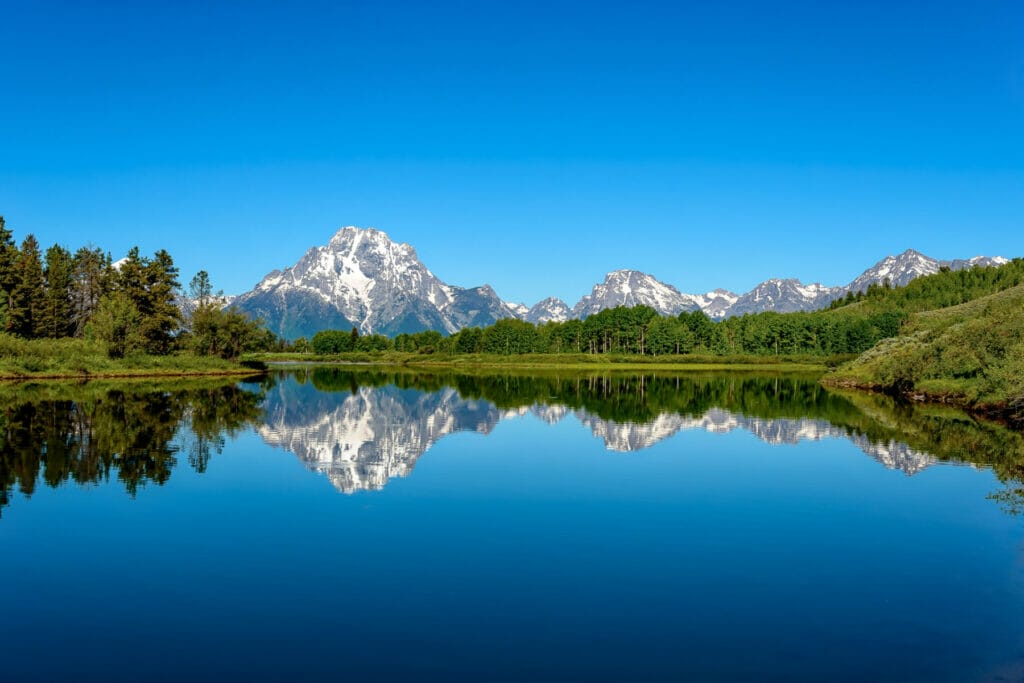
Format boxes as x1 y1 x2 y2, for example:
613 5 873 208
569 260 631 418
230 226 1008 339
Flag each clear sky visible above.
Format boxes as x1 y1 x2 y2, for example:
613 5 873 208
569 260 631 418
1 0 1022 305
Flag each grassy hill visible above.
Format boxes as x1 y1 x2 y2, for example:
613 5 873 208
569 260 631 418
826 283 1024 421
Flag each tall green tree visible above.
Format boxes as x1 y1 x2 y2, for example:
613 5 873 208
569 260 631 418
42 244 74 338
88 292 143 358
189 270 213 307
0 216 19 328
70 246 112 336
139 249 181 354
6 235 47 337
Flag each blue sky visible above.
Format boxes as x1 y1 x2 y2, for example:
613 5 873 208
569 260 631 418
1 0 1022 305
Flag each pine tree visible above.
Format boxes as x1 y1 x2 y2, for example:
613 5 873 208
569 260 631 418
116 247 148 313
139 249 181 354
70 246 112 336
42 244 74 338
189 270 213 307
0 216 19 327
7 235 47 337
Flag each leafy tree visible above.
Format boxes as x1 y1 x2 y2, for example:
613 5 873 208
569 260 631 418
311 329 354 354
88 292 143 358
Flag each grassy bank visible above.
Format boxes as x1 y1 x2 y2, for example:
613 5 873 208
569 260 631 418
249 350 846 372
0 334 265 380
825 284 1024 422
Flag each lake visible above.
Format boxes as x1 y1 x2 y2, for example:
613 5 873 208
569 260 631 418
2 368 1023 682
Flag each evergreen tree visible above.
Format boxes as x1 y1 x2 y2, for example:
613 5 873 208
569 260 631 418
115 247 148 311
189 270 213 307
70 246 112 336
6 235 47 337
140 249 182 354
42 244 74 338
0 216 19 327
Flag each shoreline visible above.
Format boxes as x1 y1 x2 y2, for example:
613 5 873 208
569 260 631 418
0 369 266 382
822 376 1023 429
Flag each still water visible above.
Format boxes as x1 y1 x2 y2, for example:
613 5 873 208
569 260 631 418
2 369 1023 682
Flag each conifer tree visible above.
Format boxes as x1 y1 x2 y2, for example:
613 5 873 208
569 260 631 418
7 235 47 337
189 270 213 307
70 246 112 336
140 249 182 354
0 216 19 326
43 244 74 338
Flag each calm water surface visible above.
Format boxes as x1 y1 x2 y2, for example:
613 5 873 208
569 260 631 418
2 369 1023 682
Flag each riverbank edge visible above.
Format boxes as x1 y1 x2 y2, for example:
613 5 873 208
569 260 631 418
0 368 267 382
821 375 1024 429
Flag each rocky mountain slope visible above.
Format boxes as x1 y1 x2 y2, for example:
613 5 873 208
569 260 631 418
229 225 1008 337
231 227 512 339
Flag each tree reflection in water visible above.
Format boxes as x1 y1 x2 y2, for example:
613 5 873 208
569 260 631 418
2 370 1023 516
0 379 266 515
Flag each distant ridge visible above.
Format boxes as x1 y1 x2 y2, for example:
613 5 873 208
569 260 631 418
230 226 1009 338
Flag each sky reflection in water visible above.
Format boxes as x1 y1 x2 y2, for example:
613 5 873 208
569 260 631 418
1 369 1023 682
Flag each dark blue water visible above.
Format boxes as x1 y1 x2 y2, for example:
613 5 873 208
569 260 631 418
2 371 1023 681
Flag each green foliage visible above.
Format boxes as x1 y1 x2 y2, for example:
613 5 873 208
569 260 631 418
829 258 1024 314
6 235 47 337
0 380 265 513
87 292 144 358
70 246 111 336
42 244 74 338
190 304 275 360
481 318 543 354
312 328 357 354
189 270 213 306
0 218 282 364
829 284 1024 414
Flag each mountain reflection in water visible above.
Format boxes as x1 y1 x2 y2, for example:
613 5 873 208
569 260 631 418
2 369 1023 514
257 369 1023 510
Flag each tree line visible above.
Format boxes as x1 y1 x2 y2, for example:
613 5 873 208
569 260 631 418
0 216 281 359
311 305 905 358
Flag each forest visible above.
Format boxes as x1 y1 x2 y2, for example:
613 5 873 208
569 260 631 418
0 216 281 361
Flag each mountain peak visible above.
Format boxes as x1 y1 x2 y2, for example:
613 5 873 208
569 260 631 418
572 270 699 319
233 226 508 338
233 231 1010 337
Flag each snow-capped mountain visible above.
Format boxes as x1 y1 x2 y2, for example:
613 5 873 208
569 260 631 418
231 226 1010 336
702 249 1008 318
946 255 1008 271
726 279 840 317
525 297 571 324
505 302 530 318
231 227 514 339
844 249 939 294
571 270 703 319
687 289 739 319
846 249 1010 294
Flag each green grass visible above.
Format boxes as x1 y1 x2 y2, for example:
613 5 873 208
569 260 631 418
826 283 1024 417
0 334 264 380
249 350 843 373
